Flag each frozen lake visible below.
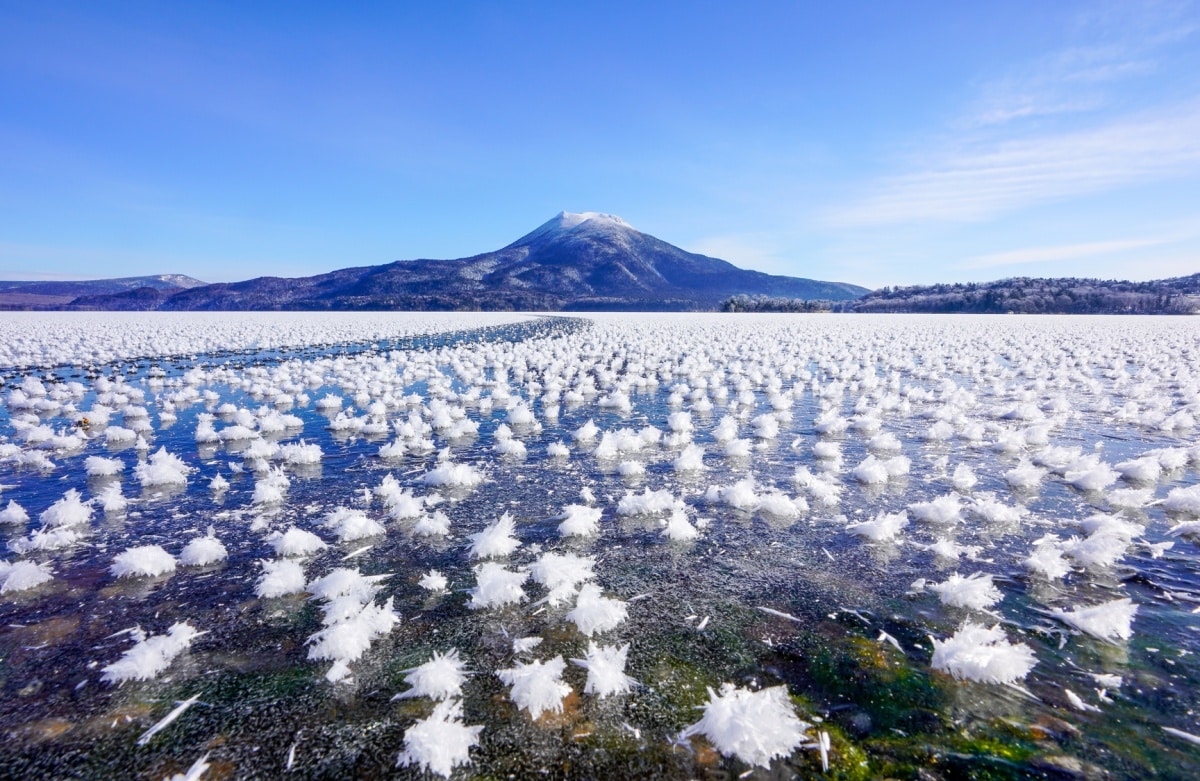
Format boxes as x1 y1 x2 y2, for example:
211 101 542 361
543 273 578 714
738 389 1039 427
1 312 1199 779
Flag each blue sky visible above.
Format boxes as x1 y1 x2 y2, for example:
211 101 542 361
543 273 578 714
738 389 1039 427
1 1 1198 288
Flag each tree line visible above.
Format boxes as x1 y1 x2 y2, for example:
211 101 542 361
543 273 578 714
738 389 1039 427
722 274 1200 315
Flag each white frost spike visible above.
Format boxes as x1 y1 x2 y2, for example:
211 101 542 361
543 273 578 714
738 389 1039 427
101 622 201 684
1164 483 1200 516
952 464 978 491
616 488 677 515
85 455 124 476
529 551 596 606
179 531 228 567
557 504 602 537
1065 688 1102 712
1162 726 1200 747
396 698 482 778
682 683 810 769
929 572 1002 611
816 729 831 771
468 512 521 559
0 560 54 593
305 598 399 663
930 622 1036 684
566 583 628 636
418 569 448 592
512 636 543 654
497 656 571 720
846 511 908 542
270 526 328 557
135 446 191 487
850 455 889 484
160 749 210 780
0 500 29 525
928 536 981 561
396 648 469 700
1023 536 1071 580
110 545 176 578
39 488 92 528
908 494 963 525
662 508 699 541
307 568 389 602
9 526 81 554
255 559 307 598
420 461 483 488
1050 598 1137 643
96 482 127 514
468 562 528 609
672 443 706 472
573 419 599 442
322 507 386 542
571 642 637 698
413 510 451 537
141 696 202 747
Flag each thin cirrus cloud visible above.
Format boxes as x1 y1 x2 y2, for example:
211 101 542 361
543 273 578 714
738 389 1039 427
959 236 1175 270
826 100 1200 228
965 32 1170 129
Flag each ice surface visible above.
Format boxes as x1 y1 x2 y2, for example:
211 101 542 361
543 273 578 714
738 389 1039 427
2 312 1200 777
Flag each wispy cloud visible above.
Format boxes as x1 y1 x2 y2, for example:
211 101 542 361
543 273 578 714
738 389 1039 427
960 236 1174 270
966 1 1194 128
827 2 1200 229
828 100 1200 226
967 45 1153 128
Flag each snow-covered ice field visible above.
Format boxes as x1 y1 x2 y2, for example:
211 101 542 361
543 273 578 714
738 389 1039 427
0 311 535 369
1 312 1200 779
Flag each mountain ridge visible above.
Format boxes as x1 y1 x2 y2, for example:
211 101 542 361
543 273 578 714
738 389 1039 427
0 274 208 310
62 212 868 311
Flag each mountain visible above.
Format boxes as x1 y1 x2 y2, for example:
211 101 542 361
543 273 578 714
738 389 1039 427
66 213 868 311
0 274 207 309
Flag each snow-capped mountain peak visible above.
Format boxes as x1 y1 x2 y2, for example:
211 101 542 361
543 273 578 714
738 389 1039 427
506 211 638 249
556 211 633 231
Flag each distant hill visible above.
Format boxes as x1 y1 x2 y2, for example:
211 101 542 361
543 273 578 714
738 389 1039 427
65 212 868 311
722 274 1200 314
842 275 1200 314
0 275 207 310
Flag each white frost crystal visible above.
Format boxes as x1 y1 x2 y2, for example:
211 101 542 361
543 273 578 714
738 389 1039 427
396 648 469 701
102 622 201 683
110 545 177 578
682 683 810 768
1051 598 1137 642
498 656 571 720
929 572 1002 611
468 562 528 609
566 583 628 636
396 699 482 778
571 642 637 698
931 622 1036 684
